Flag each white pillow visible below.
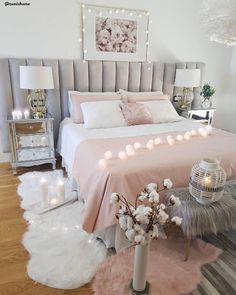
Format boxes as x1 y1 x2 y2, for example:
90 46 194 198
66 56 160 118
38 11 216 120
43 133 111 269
119 89 163 101
138 100 181 123
81 100 127 129
68 91 119 116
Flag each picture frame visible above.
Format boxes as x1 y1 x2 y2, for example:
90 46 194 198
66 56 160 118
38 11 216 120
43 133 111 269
81 4 150 62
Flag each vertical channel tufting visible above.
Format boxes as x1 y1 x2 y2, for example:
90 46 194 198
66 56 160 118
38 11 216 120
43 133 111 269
74 60 89 92
116 62 129 91
26 59 43 66
43 59 61 143
152 62 165 92
9 59 28 109
163 63 176 100
0 59 13 152
89 61 102 92
58 60 74 117
103 61 116 91
140 62 153 92
129 62 141 91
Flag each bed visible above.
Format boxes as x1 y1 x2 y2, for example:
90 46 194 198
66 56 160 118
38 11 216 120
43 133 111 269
57 117 236 241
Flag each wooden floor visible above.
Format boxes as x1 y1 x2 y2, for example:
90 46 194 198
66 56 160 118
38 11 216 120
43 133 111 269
0 163 92 295
1 162 236 295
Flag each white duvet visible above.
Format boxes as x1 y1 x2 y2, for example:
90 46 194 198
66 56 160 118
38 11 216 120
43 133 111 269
57 118 203 174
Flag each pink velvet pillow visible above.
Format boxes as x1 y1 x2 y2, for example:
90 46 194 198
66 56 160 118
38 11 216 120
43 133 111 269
120 102 153 126
69 92 121 123
127 94 170 103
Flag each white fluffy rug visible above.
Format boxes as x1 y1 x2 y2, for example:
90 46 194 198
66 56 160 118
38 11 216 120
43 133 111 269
18 170 107 289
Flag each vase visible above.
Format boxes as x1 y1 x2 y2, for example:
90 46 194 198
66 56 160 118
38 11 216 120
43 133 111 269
201 97 212 109
129 242 150 295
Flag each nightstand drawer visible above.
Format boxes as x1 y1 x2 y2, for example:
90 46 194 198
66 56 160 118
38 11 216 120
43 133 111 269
15 122 46 134
17 148 50 162
17 134 48 148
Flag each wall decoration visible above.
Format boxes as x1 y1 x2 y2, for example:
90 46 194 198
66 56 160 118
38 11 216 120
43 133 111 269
81 4 150 61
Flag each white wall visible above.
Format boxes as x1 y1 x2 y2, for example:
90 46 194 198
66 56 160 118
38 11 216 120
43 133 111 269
0 0 234 162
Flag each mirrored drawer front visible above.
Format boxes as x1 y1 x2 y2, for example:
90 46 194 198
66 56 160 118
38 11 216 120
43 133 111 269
15 122 46 134
17 134 48 148
17 148 50 162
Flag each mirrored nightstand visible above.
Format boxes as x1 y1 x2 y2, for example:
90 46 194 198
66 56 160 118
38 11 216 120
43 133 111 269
176 107 215 125
7 116 56 174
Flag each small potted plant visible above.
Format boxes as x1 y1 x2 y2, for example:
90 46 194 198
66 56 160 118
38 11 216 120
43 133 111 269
200 83 216 108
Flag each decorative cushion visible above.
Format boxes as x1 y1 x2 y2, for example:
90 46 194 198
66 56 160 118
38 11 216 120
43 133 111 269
119 89 168 102
80 100 127 129
120 102 153 126
138 100 181 123
68 91 121 123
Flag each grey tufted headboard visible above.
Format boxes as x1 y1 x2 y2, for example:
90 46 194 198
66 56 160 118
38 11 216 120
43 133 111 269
0 59 205 152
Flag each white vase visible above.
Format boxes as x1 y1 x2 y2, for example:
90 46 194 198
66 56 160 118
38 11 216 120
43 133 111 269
129 242 150 294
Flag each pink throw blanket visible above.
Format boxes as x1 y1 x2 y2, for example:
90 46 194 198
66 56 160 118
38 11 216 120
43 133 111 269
72 129 236 233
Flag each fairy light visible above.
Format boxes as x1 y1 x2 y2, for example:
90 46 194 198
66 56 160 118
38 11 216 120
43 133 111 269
64 226 69 231
79 38 82 43
109 9 113 14
129 12 133 16
82 60 86 63
139 13 142 18
99 12 102 17
154 137 162 145
115 9 119 14
98 159 107 168
176 134 184 142
88 8 91 13
82 28 85 32
84 49 87 54
104 151 113 160
134 142 142 150
146 41 149 46
118 151 128 160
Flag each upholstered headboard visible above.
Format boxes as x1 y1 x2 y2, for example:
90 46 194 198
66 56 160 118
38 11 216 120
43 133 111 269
0 59 205 152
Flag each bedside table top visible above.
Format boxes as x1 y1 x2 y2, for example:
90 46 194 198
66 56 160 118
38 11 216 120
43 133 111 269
176 106 216 112
7 116 54 123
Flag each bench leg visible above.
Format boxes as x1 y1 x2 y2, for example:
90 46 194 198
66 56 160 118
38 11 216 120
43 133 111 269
184 235 192 261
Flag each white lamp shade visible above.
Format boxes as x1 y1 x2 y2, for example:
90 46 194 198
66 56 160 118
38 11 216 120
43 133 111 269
174 69 201 88
20 66 54 90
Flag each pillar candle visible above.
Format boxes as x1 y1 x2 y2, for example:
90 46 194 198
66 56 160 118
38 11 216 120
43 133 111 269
40 178 49 208
12 110 18 120
16 110 22 120
24 109 30 119
57 180 65 203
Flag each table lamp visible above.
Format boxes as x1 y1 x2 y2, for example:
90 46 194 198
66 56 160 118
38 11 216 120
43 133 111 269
174 69 200 109
20 66 54 119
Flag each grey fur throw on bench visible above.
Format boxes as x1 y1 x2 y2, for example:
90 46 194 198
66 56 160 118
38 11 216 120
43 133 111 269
166 180 236 237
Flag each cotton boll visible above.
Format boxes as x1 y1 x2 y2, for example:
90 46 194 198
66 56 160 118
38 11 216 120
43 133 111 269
110 193 119 204
119 216 127 231
163 178 173 189
148 190 160 203
171 216 182 226
126 216 134 229
134 235 143 243
125 229 135 242
146 183 158 192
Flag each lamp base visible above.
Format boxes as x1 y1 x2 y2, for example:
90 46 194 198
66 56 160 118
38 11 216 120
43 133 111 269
128 280 150 295
27 90 47 119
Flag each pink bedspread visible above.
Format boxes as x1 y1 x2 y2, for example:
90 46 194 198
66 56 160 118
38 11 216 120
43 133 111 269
72 129 236 233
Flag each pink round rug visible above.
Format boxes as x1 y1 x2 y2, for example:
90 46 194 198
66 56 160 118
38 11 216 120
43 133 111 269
92 236 221 295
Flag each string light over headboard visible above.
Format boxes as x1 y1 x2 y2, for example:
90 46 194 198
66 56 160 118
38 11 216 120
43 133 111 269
80 3 152 63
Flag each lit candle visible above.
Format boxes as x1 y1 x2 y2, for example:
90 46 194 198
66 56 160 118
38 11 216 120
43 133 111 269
98 159 107 168
12 110 17 120
16 110 22 120
154 137 162 145
176 134 184 142
50 198 58 206
40 178 49 208
57 180 65 203
24 109 30 119
104 151 113 160
134 142 142 150
202 176 212 187
118 151 128 160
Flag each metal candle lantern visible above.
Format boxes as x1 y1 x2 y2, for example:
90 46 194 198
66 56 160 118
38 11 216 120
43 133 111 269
189 158 226 204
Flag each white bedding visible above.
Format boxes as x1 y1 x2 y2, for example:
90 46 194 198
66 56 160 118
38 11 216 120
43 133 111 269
57 118 203 175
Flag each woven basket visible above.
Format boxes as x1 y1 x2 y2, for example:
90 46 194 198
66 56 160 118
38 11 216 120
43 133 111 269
189 158 226 204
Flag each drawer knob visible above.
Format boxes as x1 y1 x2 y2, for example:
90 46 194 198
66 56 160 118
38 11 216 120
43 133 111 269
29 125 33 130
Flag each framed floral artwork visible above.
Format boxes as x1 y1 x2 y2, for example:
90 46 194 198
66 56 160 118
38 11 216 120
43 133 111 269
81 4 150 61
